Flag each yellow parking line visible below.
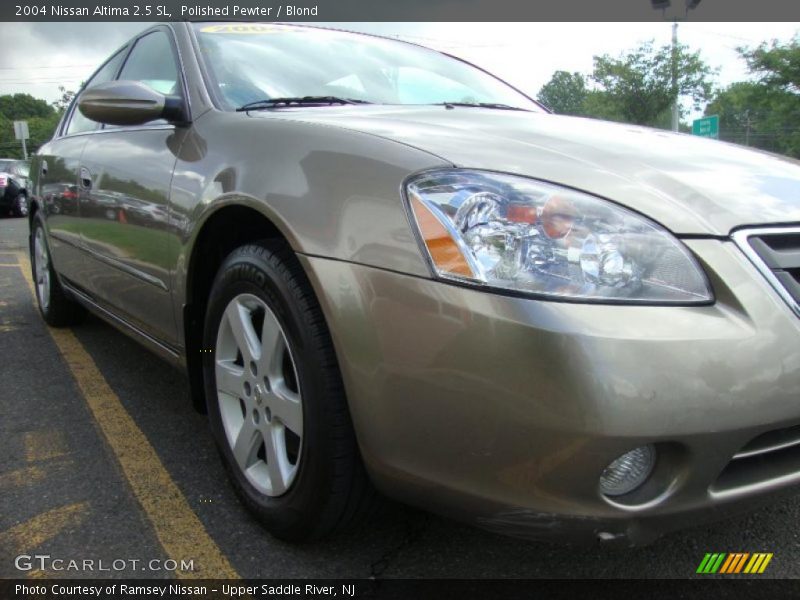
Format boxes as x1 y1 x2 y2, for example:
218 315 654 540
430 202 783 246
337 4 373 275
15 252 239 580
0 502 89 554
0 465 48 488
0 458 75 489
27 569 49 579
24 430 70 463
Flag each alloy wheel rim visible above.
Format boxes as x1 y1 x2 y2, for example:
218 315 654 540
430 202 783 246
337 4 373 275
215 293 303 497
18 196 28 216
34 228 50 311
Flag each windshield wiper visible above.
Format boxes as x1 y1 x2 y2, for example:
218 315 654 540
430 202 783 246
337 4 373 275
236 96 373 111
438 102 531 112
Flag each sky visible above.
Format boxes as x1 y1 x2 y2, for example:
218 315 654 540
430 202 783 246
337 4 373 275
0 21 797 120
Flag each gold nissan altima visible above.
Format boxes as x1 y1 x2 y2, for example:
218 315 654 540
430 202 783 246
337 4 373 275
28 22 800 545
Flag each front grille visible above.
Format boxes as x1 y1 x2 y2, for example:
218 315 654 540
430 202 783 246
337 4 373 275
734 424 800 459
733 227 800 317
712 424 800 495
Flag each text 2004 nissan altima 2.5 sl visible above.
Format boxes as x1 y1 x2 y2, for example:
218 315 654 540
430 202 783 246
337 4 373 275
28 22 800 545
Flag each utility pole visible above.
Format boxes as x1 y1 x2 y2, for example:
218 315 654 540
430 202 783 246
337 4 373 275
652 1 703 132
744 110 753 146
671 22 679 132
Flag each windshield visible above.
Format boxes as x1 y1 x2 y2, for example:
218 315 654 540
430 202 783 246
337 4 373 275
193 24 542 112
0 161 28 176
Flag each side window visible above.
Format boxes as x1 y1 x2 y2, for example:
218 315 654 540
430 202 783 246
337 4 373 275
118 31 180 96
65 48 127 136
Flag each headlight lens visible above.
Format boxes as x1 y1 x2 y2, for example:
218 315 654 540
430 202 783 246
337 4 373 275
406 170 712 303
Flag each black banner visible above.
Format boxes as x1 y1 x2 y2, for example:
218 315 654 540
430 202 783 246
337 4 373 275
2 579 800 600
2 0 800 22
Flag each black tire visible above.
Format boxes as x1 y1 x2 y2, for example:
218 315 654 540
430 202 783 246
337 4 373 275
30 213 85 327
14 193 28 218
202 241 374 541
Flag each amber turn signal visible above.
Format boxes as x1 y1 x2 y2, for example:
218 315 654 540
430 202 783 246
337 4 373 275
409 194 475 279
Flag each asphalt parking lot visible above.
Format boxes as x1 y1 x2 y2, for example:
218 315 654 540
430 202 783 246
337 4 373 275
1 215 800 581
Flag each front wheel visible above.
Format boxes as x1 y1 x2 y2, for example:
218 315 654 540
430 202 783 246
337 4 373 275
203 242 374 541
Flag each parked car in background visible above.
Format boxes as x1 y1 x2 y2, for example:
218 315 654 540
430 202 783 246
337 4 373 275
0 159 30 217
28 22 800 546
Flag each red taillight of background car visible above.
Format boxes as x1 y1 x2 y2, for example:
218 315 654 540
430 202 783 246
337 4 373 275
62 189 78 200
0 176 7 187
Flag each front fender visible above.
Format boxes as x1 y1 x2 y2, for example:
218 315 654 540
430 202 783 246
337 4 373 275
169 112 450 312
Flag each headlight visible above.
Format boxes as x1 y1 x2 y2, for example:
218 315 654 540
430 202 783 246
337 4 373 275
405 169 712 303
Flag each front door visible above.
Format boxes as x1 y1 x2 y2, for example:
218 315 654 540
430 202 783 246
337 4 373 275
78 28 185 344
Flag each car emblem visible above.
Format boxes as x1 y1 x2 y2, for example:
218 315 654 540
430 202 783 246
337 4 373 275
254 383 265 405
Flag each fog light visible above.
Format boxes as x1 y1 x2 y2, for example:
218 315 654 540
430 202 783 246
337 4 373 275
600 445 656 497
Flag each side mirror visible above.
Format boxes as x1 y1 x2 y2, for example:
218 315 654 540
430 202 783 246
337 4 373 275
78 80 186 126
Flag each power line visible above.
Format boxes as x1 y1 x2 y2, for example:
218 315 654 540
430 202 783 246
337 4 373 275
687 26 762 44
0 65 95 71
0 80 83 85
0 78 86 83
0 79 83 82
386 33 508 49
0 76 85 81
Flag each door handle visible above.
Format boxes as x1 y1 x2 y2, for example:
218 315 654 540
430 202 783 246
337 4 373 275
80 167 92 189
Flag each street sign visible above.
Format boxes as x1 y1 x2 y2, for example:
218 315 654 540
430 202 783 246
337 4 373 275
13 120 29 140
12 120 30 160
692 115 719 139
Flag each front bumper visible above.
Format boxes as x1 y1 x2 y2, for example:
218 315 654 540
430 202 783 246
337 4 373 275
300 238 800 545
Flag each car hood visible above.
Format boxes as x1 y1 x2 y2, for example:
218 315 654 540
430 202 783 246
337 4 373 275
252 106 800 235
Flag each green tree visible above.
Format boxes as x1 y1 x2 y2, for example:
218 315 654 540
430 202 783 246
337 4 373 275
0 93 54 121
0 93 61 158
740 36 800 94
536 40 715 129
707 37 800 158
589 41 715 126
581 90 624 122
537 71 588 115
52 86 77 113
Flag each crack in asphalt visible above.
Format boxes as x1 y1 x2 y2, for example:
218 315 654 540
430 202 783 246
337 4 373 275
369 514 432 580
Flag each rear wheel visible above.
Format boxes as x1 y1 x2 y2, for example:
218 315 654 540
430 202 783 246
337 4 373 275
14 193 28 218
30 213 85 326
203 241 374 541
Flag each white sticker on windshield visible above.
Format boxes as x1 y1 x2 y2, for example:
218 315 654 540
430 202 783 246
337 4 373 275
199 24 306 35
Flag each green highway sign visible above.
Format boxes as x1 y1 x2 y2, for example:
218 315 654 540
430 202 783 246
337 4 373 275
692 115 719 139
